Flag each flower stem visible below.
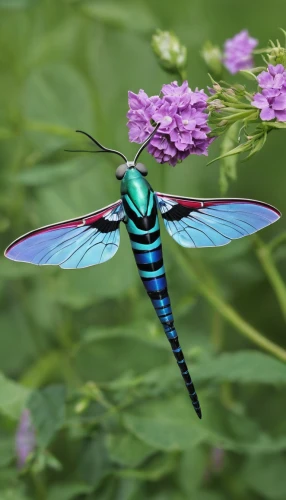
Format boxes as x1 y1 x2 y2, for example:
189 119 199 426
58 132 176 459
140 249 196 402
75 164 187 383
174 249 286 362
178 69 187 83
211 310 224 352
31 471 47 500
267 231 286 253
254 235 286 323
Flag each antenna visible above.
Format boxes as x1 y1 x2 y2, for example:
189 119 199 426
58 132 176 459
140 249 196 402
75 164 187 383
65 130 128 162
133 122 161 164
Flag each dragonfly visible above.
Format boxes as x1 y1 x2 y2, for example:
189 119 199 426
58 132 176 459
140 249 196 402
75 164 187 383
5 124 281 419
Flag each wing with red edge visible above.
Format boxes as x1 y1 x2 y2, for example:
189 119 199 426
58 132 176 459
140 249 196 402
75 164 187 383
156 192 281 248
5 200 125 269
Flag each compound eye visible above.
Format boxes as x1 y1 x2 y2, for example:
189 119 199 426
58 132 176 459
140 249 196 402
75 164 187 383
115 164 127 180
135 163 148 176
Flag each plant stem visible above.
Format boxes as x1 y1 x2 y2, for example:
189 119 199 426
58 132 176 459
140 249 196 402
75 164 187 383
31 471 47 500
174 249 286 363
211 310 224 352
178 69 187 83
254 236 286 323
267 231 286 253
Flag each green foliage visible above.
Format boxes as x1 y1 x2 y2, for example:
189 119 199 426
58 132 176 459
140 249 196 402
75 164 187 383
28 385 66 448
219 122 239 194
0 373 31 419
0 1 286 500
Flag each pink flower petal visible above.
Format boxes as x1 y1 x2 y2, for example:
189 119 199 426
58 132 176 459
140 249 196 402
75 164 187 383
272 94 286 110
274 109 286 121
251 93 269 109
257 72 274 89
260 107 275 120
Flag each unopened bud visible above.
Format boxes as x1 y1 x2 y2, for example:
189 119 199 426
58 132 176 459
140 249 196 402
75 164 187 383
15 409 36 470
210 99 225 110
201 41 222 77
268 46 286 67
151 30 187 75
75 398 89 414
213 83 222 93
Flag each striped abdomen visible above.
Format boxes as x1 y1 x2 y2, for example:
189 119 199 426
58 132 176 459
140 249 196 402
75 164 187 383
122 191 201 418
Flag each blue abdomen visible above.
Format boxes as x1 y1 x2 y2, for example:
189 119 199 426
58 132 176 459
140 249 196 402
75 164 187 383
122 188 176 330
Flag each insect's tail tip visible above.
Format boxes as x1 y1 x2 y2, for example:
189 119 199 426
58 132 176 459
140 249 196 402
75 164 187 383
196 407 202 419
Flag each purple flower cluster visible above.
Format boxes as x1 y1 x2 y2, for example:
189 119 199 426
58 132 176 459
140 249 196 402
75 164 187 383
252 64 286 121
15 409 36 469
127 81 213 166
223 30 258 74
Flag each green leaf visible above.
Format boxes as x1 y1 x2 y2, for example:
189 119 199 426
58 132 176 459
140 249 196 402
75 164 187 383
245 132 267 160
239 69 258 80
106 432 155 468
47 482 93 500
0 310 40 374
80 1 157 34
77 434 110 487
0 435 15 468
0 372 31 420
28 385 66 448
264 121 286 129
117 452 178 481
123 394 208 451
208 140 252 165
75 327 169 383
179 447 209 495
21 350 62 388
193 351 286 385
243 454 286 499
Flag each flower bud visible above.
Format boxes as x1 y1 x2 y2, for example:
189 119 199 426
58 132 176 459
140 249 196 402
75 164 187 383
15 409 36 469
151 30 187 75
201 41 222 77
209 99 225 111
267 46 286 67
75 398 89 414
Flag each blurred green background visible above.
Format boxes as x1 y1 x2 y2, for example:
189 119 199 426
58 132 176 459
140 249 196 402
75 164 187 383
1 1 286 499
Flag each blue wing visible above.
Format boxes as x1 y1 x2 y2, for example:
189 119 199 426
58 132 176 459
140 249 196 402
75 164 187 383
156 193 281 248
5 201 125 269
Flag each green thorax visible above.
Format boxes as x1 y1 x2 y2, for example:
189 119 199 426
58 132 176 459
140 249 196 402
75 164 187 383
120 168 153 216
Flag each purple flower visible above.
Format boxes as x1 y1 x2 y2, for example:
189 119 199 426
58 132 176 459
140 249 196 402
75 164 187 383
223 30 258 74
15 409 36 469
127 81 213 166
251 64 286 121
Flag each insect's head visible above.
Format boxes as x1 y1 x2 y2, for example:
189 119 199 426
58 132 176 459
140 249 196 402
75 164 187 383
115 161 147 180
65 123 160 181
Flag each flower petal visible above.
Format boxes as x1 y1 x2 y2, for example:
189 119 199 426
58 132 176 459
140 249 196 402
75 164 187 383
272 94 286 110
274 109 286 121
260 107 275 120
251 93 269 109
257 72 274 89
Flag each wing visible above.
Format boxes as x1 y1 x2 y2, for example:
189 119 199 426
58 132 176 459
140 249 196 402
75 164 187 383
5 200 125 269
156 192 281 248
